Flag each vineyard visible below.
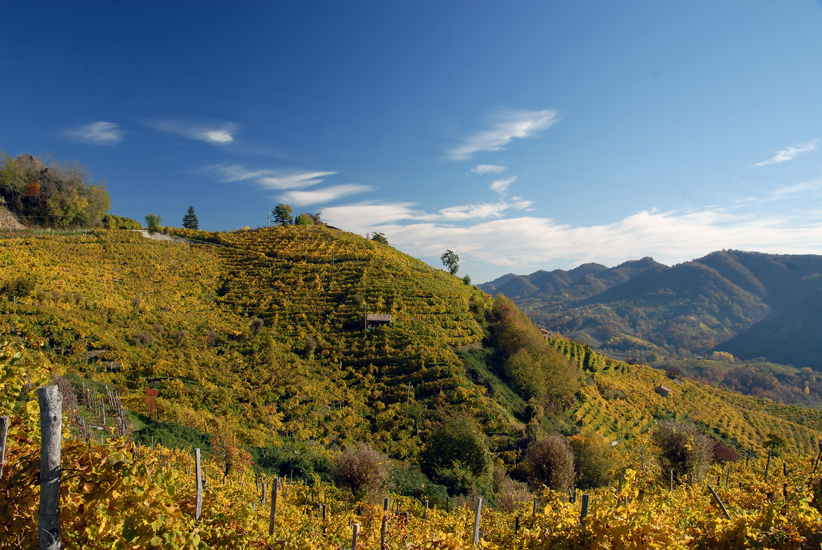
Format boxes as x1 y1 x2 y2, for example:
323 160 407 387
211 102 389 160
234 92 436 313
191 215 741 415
2 227 822 547
2 340 822 549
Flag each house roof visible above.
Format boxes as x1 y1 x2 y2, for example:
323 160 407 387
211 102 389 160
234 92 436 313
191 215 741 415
655 385 672 393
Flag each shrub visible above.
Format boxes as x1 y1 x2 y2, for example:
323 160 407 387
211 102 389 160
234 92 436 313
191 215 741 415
207 330 218 347
175 330 187 346
251 318 264 335
569 431 616 489
653 421 713 482
388 464 449 508
52 376 78 415
419 416 491 494
1 274 37 299
711 441 740 464
252 442 334 483
145 214 161 233
133 332 155 346
334 442 387 501
524 434 575 492
492 465 531 511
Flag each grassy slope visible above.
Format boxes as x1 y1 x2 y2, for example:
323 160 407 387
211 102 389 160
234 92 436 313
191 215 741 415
2 228 820 460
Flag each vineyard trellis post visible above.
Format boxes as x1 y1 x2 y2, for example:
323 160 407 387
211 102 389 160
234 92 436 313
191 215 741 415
39 385 62 550
707 484 731 520
423 499 428 519
0 415 9 481
352 523 360 550
669 470 674 494
268 476 278 535
764 450 772 482
580 493 590 528
473 497 483 547
380 515 387 549
195 448 203 522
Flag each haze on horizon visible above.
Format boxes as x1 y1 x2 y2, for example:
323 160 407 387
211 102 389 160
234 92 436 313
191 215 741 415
2 1 822 283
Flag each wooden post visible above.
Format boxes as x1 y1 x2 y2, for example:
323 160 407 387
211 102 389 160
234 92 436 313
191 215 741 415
764 450 772 482
262 481 267 506
707 484 731 520
515 514 520 534
383 497 390 512
670 469 674 494
423 499 428 520
352 523 360 550
0 416 9 481
381 515 388 550
532 497 538 516
782 482 788 501
268 477 278 535
38 385 62 550
783 462 787 477
473 497 483 547
813 443 822 474
580 493 590 527
195 449 203 522
404 511 409 524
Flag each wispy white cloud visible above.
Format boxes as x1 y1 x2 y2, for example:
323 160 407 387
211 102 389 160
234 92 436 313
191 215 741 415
63 121 124 145
755 139 818 166
148 119 238 145
449 110 559 160
490 176 517 195
470 164 506 175
258 172 338 190
769 177 822 198
281 184 372 205
208 164 337 190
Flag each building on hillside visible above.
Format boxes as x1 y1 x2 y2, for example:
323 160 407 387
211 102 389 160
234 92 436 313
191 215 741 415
654 385 672 398
366 313 392 330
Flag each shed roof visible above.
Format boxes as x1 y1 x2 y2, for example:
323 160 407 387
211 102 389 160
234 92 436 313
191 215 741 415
366 314 392 322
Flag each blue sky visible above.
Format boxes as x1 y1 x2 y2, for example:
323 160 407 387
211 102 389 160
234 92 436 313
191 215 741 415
2 1 822 283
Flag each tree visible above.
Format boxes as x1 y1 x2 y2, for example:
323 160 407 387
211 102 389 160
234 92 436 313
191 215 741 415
370 232 388 245
182 205 199 229
441 250 459 275
524 434 576 492
653 421 713 482
144 214 161 233
272 203 294 226
334 442 387 501
763 432 787 452
419 416 491 494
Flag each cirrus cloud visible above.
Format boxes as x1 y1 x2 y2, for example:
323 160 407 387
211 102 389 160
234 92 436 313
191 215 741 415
755 139 818 166
147 118 238 145
63 121 124 145
449 110 559 160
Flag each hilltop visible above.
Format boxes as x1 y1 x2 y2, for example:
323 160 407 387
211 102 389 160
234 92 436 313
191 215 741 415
480 250 822 371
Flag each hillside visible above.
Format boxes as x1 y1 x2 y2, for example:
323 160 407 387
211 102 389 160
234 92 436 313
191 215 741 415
2 229 821 469
481 250 822 370
717 288 822 371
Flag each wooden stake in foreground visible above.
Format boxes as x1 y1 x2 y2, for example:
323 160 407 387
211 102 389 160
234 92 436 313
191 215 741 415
268 477 278 535
707 484 731 520
39 385 62 550
195 449 203 522
473 497 483 547
352 523 360 550
0 416 9 481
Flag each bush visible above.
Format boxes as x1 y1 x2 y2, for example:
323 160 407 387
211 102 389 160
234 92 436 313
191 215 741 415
144 214 162 233
388 464 449 508
419 416 491 494
569 431 616 489
334 442 387 501
492 465 531 511
653 421 713 482
711 441 740 464
524 434 575 492
252 442 334 483
1 274 37 299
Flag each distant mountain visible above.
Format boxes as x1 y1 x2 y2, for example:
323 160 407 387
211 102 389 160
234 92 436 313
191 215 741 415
481 251 822 369
717 288 822 370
